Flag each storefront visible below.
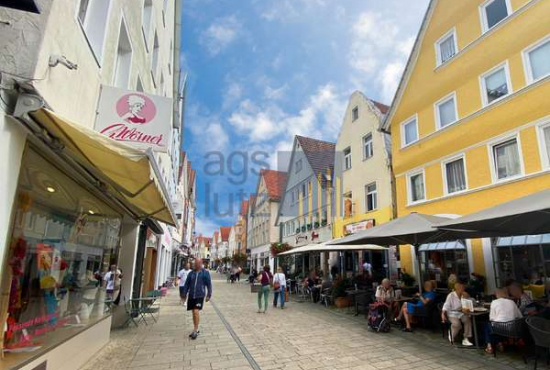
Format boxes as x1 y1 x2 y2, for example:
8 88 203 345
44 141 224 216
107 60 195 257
493 234 550 293
418 240 469 288
0 146 123 369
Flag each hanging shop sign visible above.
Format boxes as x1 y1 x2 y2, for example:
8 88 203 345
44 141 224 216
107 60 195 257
95 85 173 152
344 219 375 235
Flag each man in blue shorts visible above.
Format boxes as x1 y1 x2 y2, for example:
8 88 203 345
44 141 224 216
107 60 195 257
182 258 212 339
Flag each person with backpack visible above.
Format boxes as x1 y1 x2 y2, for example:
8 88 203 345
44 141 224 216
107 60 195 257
181 258 213 340
257 265 272 313
273 267 287 309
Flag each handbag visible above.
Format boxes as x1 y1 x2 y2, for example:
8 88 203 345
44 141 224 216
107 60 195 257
273 273 280 290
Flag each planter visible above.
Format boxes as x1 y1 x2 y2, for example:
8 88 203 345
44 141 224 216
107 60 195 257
335 296 351 308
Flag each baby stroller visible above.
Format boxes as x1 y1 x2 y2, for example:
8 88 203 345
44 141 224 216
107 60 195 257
367 302 391 333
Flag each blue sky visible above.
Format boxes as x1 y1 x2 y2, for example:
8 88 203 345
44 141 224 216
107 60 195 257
181 0 430 236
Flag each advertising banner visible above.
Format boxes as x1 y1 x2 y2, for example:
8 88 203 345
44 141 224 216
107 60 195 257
95 85 173 152
344 219 375 235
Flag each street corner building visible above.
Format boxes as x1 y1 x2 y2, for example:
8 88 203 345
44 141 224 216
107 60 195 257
0 0 193 369
383 0 550 292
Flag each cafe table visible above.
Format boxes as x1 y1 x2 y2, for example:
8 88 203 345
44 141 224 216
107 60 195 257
346 289 370 315
464 308 490 349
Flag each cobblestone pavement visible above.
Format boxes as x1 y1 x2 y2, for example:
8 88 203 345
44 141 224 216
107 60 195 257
80 274 533 370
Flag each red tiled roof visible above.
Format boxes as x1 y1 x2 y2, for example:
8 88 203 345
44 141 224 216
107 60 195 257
213 231 219 243
220 226 231 241
370 99 389 114
296 136 335 180
240 200 249 216
261 169 288 201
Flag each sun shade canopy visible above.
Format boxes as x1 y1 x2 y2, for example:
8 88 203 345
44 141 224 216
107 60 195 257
328 213 455 246
277 242 387 256
28 109 177 226
437 189 550 236
418 240 466 252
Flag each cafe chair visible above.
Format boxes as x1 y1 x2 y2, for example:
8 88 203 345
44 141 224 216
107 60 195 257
123 296 140 327
437 303 453 345
490 318 527 363
526 317 550 370
319 287 333 308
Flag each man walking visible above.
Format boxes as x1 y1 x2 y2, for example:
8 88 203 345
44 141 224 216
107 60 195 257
177 262 191 304
182 258 212 339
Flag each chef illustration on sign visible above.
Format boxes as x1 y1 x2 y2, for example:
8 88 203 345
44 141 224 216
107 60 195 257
120 94 152 124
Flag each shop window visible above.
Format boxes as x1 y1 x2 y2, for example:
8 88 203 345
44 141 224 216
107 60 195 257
344 147 352 170
77 0 110 64
114 19 132 89
492 138 521 181
363 133 373 159
480 0 510 33
524 36 550 83
480 63 511 106
2 147 122 366
421 249 469 285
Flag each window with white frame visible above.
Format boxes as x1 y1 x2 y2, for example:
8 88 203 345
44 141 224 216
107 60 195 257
480 63 511 106
151 31 160 85
492 138 521 180
77 0 110 63
344 147 352 170
114 20 132 89
481 0 510 32
295 159 302 173
402 117 418 147
435 93 458 128
436 29 457 65
539 123 550 168
524 36 550 83
363 133 373 159
352 106 359 122
142 0 153 48
444 157 466 194
408 171 425 203
365 183 377 211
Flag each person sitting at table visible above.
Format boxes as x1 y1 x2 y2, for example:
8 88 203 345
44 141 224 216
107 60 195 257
508 282 533 315
484 288 522 354
376 278 397 319
441 280 473 346
397 281 436 332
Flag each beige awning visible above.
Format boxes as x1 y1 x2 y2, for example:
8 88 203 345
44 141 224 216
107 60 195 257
277 241 387 256
28 109 177 226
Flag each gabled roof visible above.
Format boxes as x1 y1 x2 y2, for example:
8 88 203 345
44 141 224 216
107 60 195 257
220 226 231 241
240 199 249 216
381 0 436 130
371 100 390 115
248 194 256 214
213 231 219 243
261 169 288 201
295 135 336 179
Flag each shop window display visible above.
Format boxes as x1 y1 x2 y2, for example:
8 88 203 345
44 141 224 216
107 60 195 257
1 148 122 367
421 250 469 287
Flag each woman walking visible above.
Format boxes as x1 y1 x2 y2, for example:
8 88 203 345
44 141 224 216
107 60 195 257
273 267 287 309
257 265 272 313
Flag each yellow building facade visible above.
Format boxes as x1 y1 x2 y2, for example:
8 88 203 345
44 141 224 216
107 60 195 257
383 0 550 291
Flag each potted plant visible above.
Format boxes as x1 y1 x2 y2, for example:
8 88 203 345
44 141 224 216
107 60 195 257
295 228 300 234
314 221 320 229
332 278 352 308
270 242 291 257
301 225 306 232
307 223 312 230
321 219 328 227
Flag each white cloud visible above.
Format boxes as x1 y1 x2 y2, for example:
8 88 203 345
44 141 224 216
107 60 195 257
187 104 230 152
264 83 288 100
379 61 406 103
200 16 242 56
194 215 220 236
222 82 243 110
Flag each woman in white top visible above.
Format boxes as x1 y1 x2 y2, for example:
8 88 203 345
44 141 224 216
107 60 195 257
485 288 523 354
273 267 287 309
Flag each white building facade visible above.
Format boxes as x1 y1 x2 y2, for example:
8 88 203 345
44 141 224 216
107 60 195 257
0 0 183 369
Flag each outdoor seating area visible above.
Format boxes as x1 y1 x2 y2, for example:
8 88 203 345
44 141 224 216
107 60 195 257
123 290 163 327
